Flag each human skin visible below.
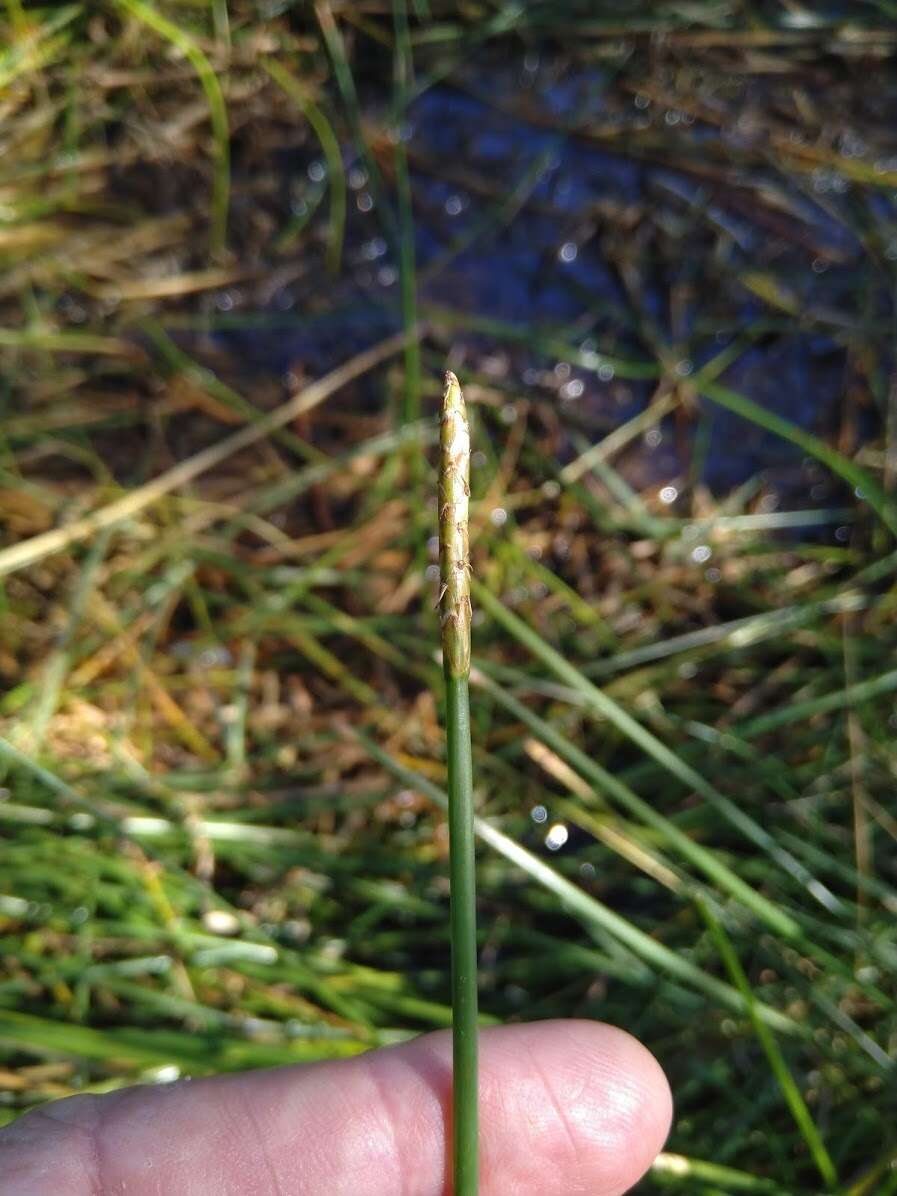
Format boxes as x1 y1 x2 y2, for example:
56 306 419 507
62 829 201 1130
0 1019 672 1195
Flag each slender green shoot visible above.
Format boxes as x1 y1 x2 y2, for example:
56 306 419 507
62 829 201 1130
264 60 346 275
439 371 478 1196
698 898 838 1190
314 0 396 242
696 378 897 538
651 1151 792 1193
114 0 230 257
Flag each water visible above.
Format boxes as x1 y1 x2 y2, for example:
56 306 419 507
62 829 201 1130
210 55 891 502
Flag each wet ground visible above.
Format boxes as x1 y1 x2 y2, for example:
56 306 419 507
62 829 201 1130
213 51 891 503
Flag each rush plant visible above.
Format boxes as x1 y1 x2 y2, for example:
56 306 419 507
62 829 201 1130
439 370 478 1196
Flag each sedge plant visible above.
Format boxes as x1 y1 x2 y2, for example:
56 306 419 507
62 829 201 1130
439 370 478 1195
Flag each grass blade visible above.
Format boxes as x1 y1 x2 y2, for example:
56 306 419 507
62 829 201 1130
697 378 897 538
471 580 806 935
470 666 800 934
264 60 346 275
113 0 230 257
698 900 838 1190
0 331 413 579
354 730 798 1035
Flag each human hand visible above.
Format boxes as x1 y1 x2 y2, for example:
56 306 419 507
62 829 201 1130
2 1020 671 1194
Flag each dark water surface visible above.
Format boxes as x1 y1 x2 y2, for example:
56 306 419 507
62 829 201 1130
214 55 891 500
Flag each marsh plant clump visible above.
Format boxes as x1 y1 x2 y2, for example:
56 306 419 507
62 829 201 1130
0 5 896 1194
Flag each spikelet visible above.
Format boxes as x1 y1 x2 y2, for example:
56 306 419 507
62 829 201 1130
438 371 471 678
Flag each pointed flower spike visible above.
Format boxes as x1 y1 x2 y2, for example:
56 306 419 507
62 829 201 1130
439 370 471 679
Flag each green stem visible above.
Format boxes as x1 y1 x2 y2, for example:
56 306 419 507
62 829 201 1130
114 0 230 258
445 671 478 1196
263 60 346 275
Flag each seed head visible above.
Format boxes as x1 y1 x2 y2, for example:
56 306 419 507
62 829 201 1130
439 370 471 678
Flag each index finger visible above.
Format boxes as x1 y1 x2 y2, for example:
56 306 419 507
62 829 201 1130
2 1019 671 1195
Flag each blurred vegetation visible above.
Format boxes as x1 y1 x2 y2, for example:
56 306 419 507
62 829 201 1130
1 2 897 1192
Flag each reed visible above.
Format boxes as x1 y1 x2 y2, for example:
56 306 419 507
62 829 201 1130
439 370 478 1196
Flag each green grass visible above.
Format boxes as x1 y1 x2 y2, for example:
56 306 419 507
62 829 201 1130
1 4 896 1194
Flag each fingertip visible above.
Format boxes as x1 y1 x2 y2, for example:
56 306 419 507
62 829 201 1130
552 1020 673 1187
477 1020 672 1195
